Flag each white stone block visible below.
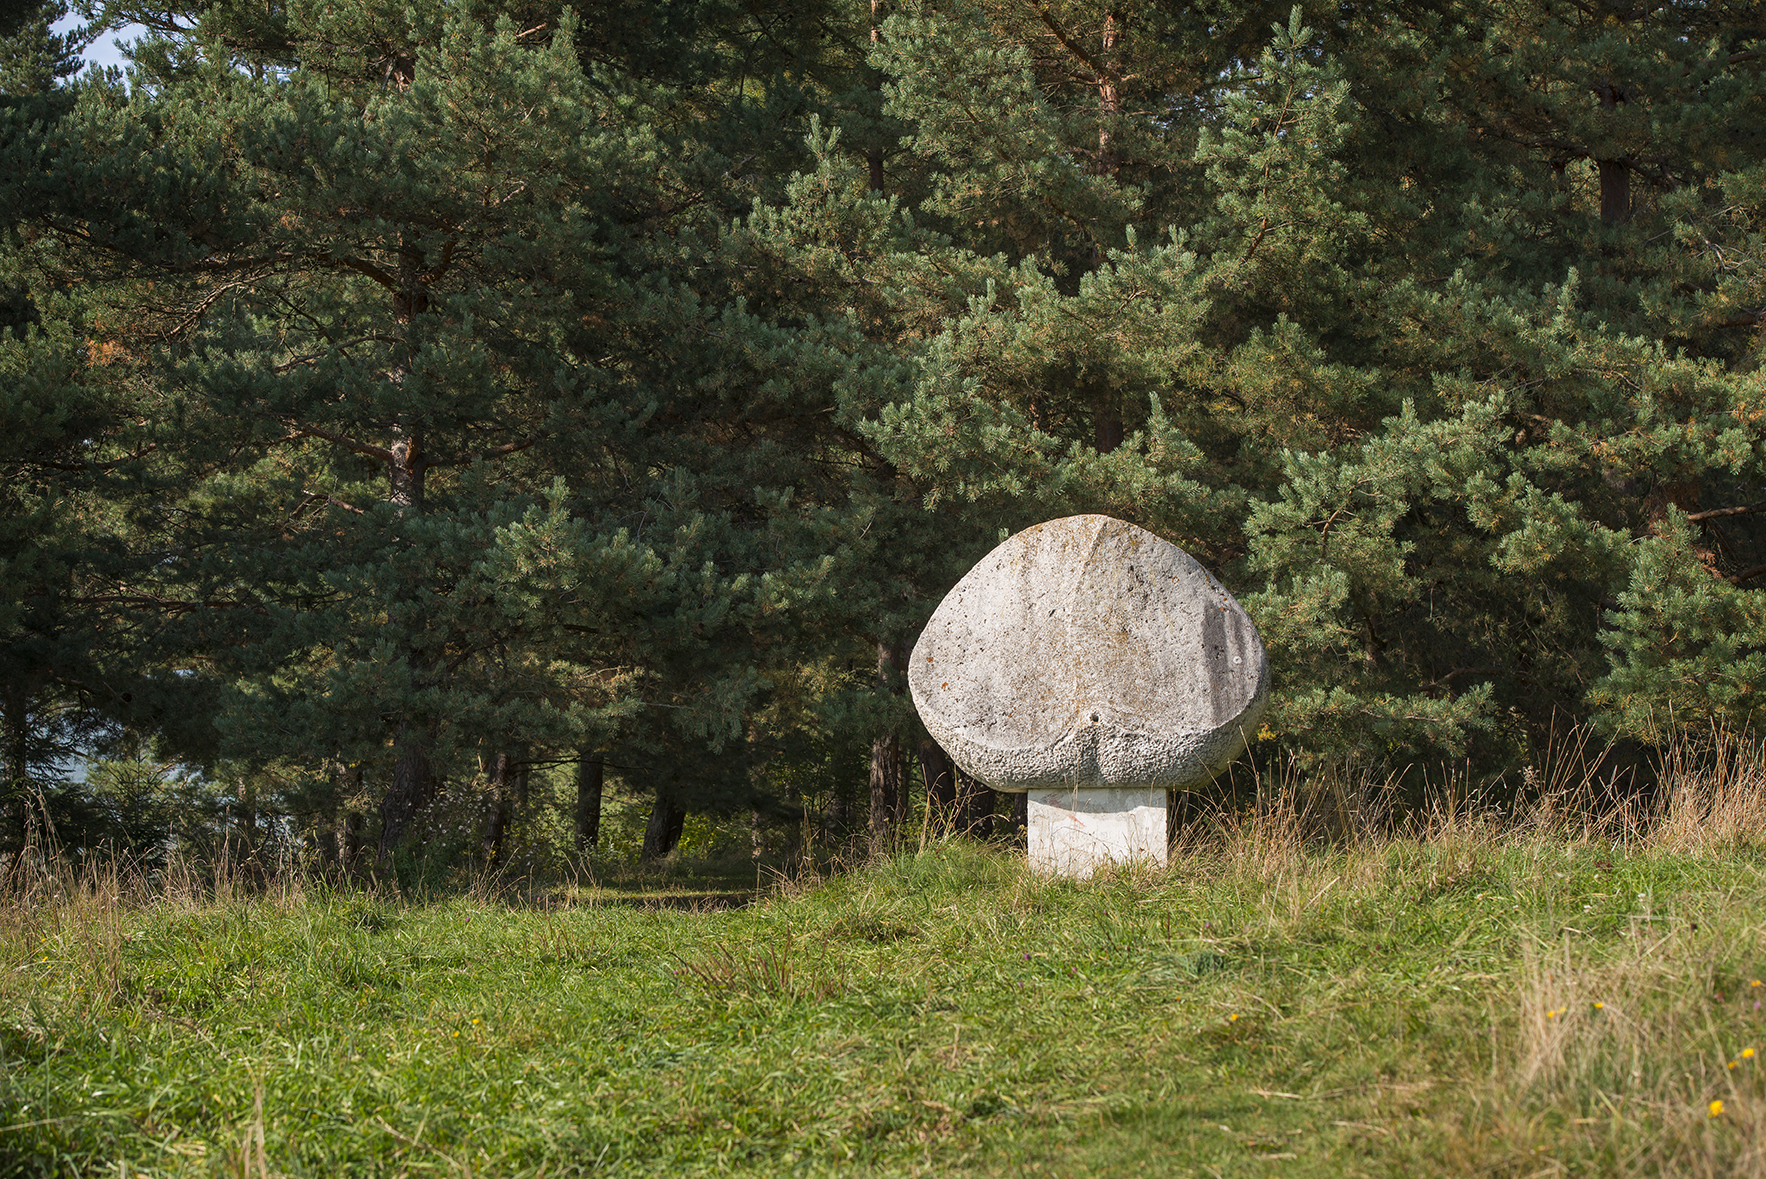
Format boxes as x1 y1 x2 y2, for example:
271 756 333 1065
1027 786 1168 876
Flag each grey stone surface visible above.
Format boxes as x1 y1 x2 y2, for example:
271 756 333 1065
1027 786 1168 877
909 514 1268 794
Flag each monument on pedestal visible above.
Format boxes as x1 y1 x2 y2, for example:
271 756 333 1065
908 515 1269 877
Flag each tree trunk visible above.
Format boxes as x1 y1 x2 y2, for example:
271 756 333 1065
869 732 906 855
868 0 886 194
482 750 513 868
330 761 363 880
824 780 851 845
642 787 685 862
1 685 26 852
1598 159 1630 225
918 735 956 834
783 783 804 863
574 754 603 852
239 774 261 882
377 722 436 865
342 810 365 879
1596 79 1630 225
1097 11 1121 180
1094 396 1124 453
380 227 433 862
1093 14 1127 451
868 639 908 855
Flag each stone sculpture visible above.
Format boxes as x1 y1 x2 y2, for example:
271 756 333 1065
908 514 1269 876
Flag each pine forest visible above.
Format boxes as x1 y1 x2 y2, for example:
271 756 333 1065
6 0 1766 877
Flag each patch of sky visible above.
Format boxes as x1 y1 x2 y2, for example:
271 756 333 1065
51 10 146 77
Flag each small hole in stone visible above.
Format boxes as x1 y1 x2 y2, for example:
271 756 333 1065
1090 713 1099 723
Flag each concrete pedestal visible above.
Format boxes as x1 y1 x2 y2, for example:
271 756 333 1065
1026 786 1167 877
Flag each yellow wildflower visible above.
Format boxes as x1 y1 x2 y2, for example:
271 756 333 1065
1710 1100 1725 1117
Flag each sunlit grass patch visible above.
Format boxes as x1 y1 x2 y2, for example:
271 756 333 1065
5 745 1766 1176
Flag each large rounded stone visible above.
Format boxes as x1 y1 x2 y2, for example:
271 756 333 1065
909 515 1269 793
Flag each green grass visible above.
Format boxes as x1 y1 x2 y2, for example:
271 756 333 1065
4 825 1766 1177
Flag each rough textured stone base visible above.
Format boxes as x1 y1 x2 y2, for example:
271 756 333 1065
1027 786 1167 877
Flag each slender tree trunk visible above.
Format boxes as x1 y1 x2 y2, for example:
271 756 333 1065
1 685 26 852
869 732 906 855
1596 80 1631 225
1092 13 1125 453
824 781 851 845
377 721 436 865
783 783 804 863
868 639 908 855
868 0 886 193
918 736 956 834
378 226 434 866
642 786 685 862
332 761 363 880
483 750 513 868
1598 159 1630 225
574 754 603 852
240 775 260 882
342 810 365 879
1097 11 1120 180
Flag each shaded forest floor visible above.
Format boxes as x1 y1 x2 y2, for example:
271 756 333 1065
5 771 1766 1177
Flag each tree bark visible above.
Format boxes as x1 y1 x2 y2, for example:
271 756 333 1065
868 0 886 194
377 721 436 865
342 810 365 879
868 639 908 855
869 732 906 855
1 685 26 852
482 750 513 868
1598 159 1630 225
574 754 603 852
824 780 851 845
1097 11 1121 180
642 787 685 862
1596 80 1631 225
1092 13 1125 452
379 225 433 864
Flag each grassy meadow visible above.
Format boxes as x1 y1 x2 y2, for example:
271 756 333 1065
6 751 1766 1177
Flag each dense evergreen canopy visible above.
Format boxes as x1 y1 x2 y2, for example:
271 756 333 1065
5 0 1766 871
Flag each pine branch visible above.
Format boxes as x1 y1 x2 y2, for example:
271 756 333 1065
429 432 548 468
1687 502 1766 522
1034 7 1115 87
289 423 395 463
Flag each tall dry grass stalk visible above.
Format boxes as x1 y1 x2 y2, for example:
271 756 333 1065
0 796 324 1022
1649 727 1766 854
1172 722 1766 875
